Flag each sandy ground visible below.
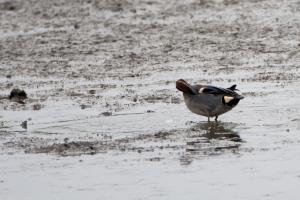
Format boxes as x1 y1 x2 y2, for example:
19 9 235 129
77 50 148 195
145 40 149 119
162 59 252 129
1 0 300 199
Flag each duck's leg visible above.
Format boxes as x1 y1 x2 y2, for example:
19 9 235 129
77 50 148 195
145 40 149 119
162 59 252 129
215 116 218 122
207 117 210 122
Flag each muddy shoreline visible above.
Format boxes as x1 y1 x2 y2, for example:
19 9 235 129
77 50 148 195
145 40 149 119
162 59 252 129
1 0 299 157
1 0 300 199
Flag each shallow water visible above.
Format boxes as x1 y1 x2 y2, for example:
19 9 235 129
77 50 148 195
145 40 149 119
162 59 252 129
1 0 300 199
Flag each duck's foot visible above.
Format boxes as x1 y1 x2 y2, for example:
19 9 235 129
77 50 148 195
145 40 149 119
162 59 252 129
215 116 218 122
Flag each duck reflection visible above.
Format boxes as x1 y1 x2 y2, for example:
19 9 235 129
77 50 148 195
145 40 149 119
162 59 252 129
190 121 242 142
180 121 243 165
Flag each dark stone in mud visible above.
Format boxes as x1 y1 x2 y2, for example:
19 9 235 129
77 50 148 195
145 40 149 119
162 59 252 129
9 89 27 104
101 111 112 116
21 121 27 129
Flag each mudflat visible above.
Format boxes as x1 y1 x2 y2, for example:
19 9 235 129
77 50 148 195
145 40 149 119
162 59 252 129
1 0 300 199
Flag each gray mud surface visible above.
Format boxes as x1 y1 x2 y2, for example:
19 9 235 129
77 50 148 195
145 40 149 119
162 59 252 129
1 0 300 199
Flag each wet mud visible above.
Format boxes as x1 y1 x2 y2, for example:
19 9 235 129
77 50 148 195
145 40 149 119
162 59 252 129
1 0 300 199
22 122 243 158
1 0 299 158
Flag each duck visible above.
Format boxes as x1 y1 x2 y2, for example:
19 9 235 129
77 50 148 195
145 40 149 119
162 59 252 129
176 79 244 122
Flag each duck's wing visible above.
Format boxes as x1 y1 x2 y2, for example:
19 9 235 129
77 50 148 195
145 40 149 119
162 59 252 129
198 85 237 96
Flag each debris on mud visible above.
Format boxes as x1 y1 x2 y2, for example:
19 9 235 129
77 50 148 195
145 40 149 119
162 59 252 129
9 89 27 104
